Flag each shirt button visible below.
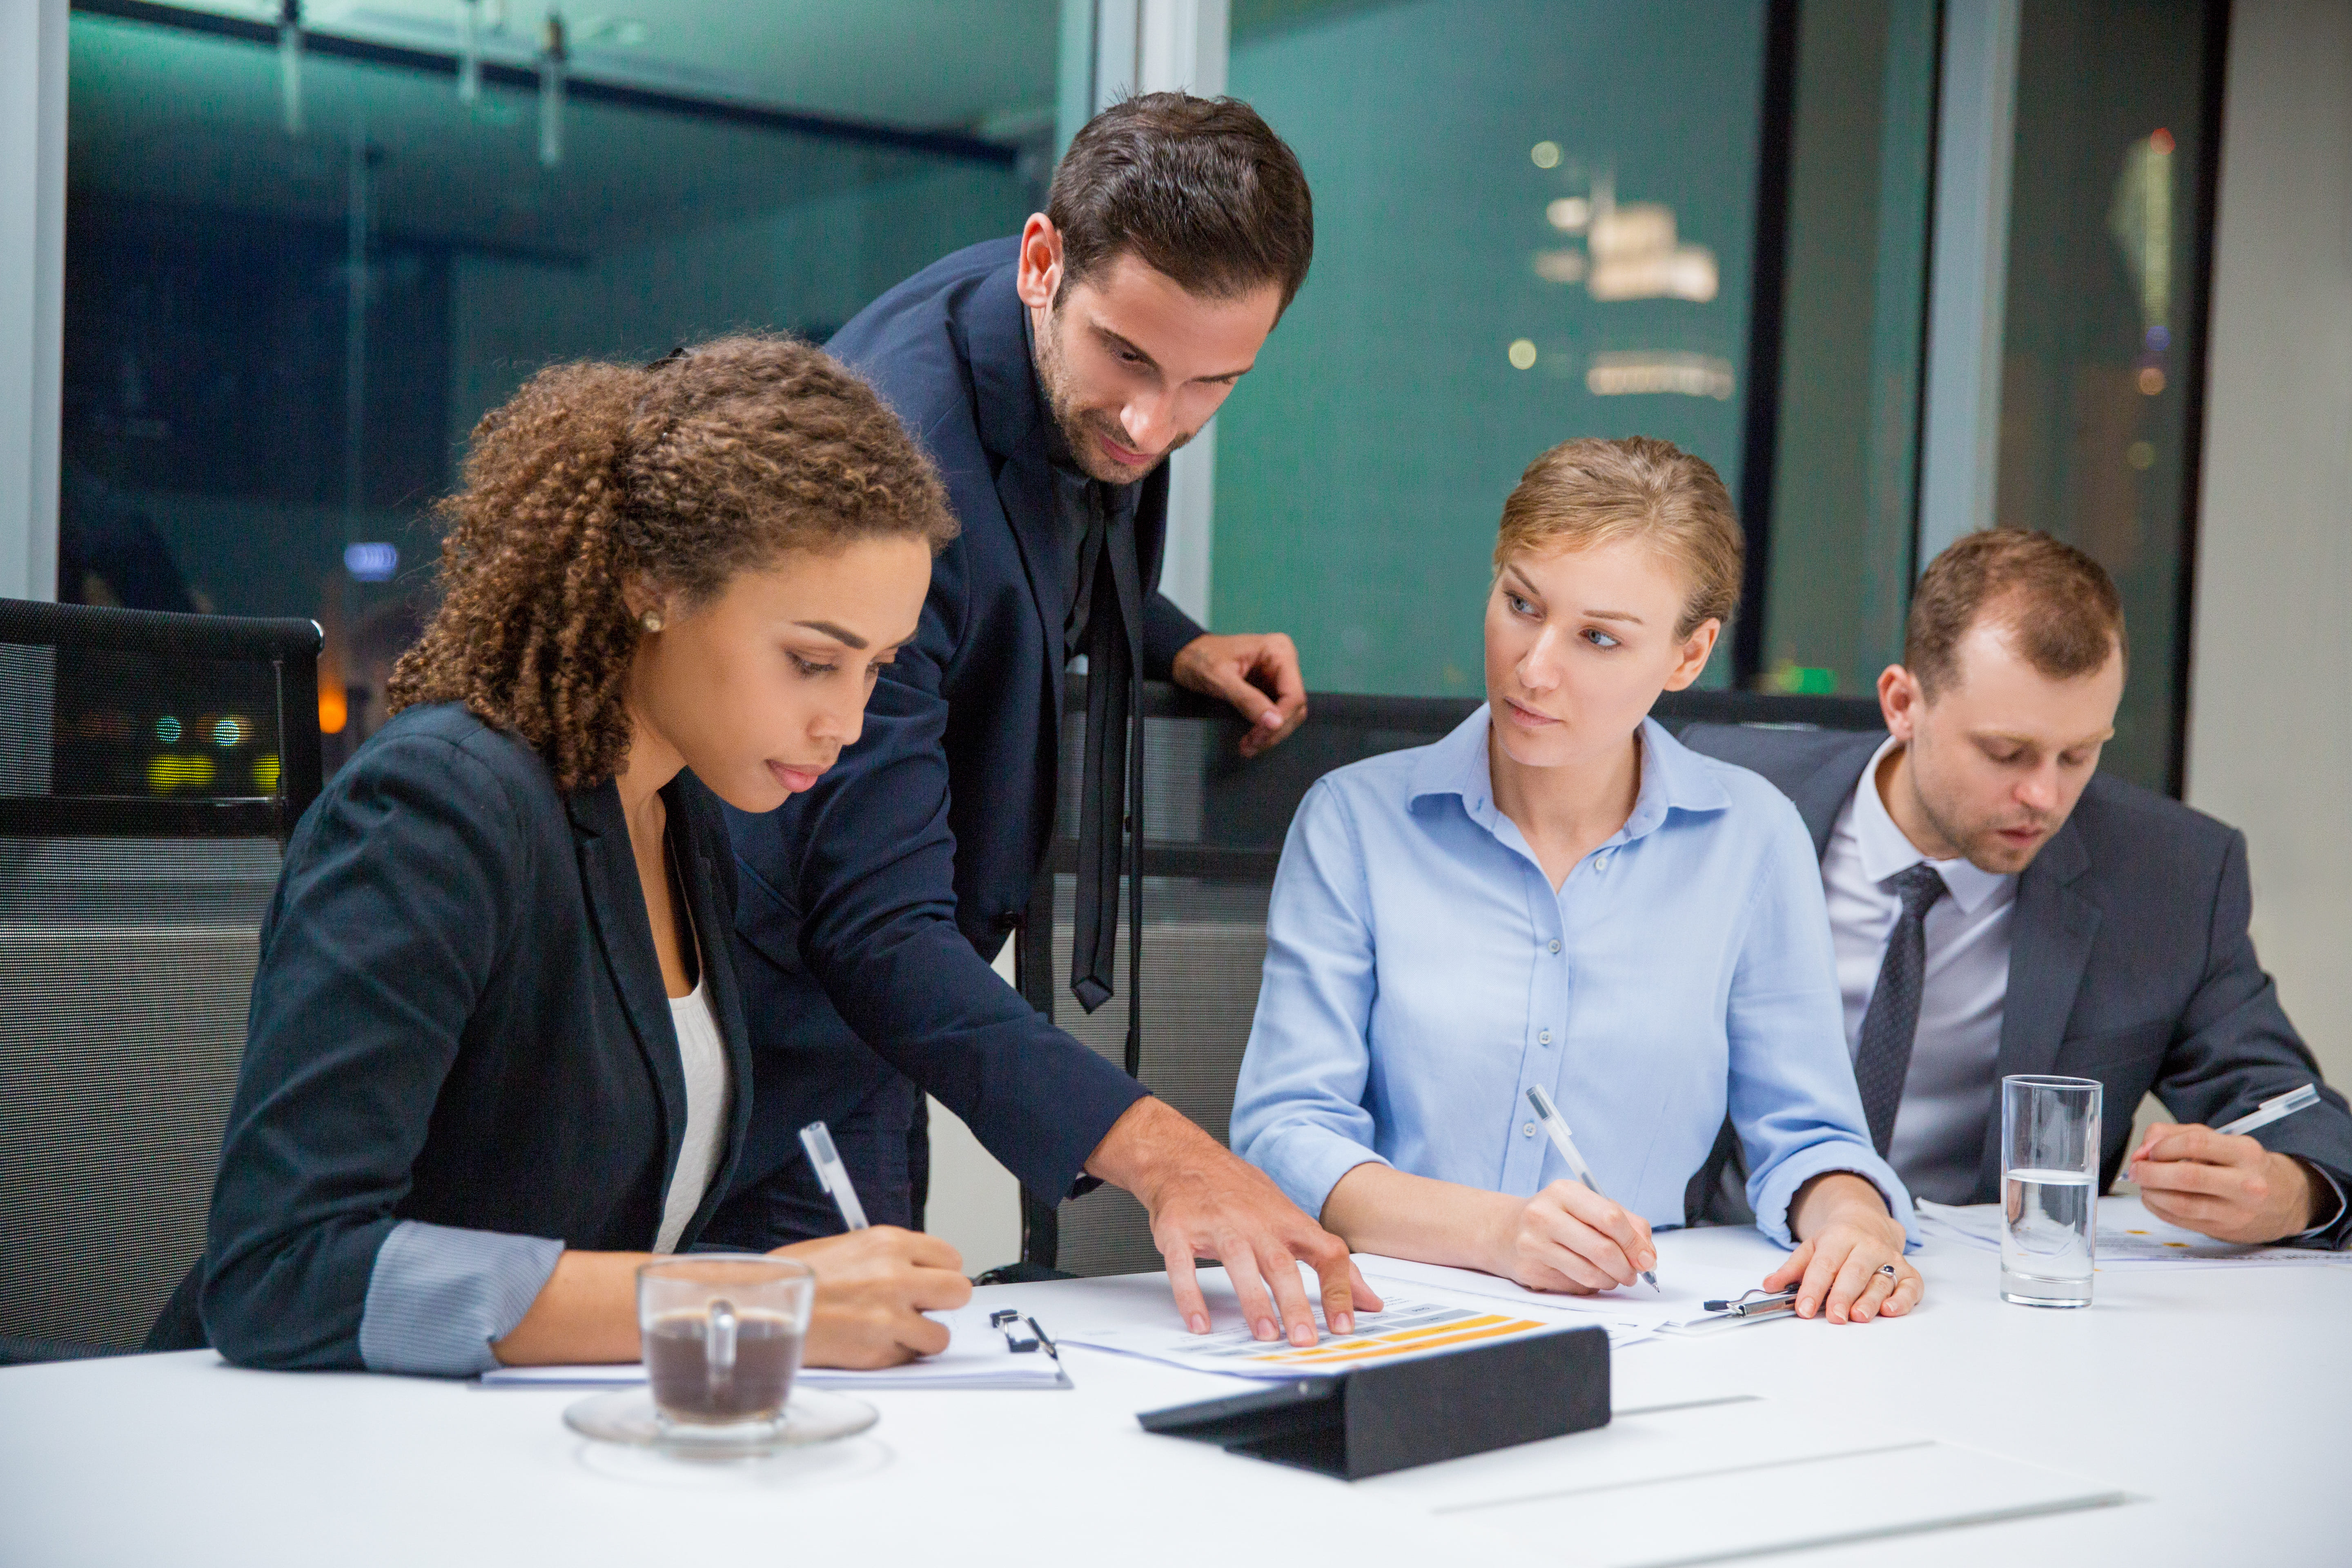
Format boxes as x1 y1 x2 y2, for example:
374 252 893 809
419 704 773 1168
1548 939 1561 954
1522 1121 1538 1138
1539 1029 1552 1045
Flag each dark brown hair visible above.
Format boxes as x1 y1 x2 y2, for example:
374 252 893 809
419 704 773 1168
388 334 956 791
1047 91 1313 312
1905 528 2127 697
1495 437 1744 638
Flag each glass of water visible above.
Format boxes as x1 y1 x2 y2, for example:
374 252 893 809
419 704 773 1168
2001 1075 2103 1307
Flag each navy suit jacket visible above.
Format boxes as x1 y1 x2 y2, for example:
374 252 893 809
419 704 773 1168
713 238 1206 1243
1679 722 2352 1245
201 703 755 1368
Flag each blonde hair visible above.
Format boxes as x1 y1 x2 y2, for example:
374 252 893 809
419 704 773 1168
1493 436 1744 638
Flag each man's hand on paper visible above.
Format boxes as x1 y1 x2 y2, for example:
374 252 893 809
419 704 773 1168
1086 1095 1381 1345
2127 1123 2318 1243
1768 1172 1921 1324
1486 1179 1658 1294
780 1227 972 1368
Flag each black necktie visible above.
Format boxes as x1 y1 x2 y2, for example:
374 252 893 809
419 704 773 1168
1070 485 1145 1077
1853 863 1947 1156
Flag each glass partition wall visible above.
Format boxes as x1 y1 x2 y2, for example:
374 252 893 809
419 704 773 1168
59 0 2221 793
60 1 1052 771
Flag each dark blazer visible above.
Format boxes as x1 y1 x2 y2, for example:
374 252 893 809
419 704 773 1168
200 702 755 1368
712 238 1200 1242
1680 722 2352 1245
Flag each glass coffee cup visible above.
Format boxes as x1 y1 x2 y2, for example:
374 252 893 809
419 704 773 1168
637 1256 815 1430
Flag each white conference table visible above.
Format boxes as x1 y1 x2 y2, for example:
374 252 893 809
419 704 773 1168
3 1223 2346 1568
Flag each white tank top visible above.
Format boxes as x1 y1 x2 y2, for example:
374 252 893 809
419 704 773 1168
653 857 732 1254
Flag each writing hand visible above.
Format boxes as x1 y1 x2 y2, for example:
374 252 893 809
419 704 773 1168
1488 1180 1656 1294
2128 1122 2318 1243
777 1227 971 1368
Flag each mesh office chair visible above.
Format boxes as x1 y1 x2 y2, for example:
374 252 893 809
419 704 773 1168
0 599 323 1362
1012 676 1882 1275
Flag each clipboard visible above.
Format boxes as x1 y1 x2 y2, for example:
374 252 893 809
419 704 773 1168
1136 1322 1609 1480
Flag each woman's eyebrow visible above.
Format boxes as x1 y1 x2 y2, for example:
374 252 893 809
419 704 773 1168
793 619 868 650
1583 608 1644 624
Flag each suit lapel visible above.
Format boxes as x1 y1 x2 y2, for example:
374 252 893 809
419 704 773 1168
965 262 1070 739
1790 733 1883 857
565 782 686 1199
1973 821 2100 1199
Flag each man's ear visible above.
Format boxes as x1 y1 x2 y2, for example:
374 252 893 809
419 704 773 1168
1879 664 1921 741
1016 214 1063 311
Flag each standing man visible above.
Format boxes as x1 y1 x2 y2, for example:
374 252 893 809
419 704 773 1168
1683 530 2352 1245
712 94 1377 1345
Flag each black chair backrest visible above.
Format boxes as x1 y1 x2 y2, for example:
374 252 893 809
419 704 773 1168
0 599 322 1362
1015 677 1882 1274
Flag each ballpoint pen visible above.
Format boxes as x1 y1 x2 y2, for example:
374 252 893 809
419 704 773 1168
799 1120 870 1231
2215 1083 2319 1138
1524 1085 1659 1292
1702 1287 1799 1320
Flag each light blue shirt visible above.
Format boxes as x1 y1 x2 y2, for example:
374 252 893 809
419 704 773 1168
1232 708 1917 1248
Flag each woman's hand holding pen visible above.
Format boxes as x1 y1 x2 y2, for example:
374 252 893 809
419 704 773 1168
777 1227 972 1368
1487 1180 1657 1294
1767 1172 1921 1324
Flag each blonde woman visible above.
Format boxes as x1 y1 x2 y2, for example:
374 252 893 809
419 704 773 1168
1232 437 1922 1325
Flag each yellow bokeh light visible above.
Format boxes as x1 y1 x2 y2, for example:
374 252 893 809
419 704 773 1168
147 753 219 795
254 752 282 795
2137 366 2167 395
1529 141 1561 170
1508 339 1538 370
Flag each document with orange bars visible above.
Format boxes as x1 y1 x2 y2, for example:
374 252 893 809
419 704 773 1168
1062 1290 1642 1380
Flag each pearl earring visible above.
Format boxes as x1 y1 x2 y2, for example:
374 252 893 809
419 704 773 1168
640 611 664 633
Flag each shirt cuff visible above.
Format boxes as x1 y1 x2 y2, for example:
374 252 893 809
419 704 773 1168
358 1219 565 1376
1247 1125 1390 1223
1747 1139 1922 1252
2291 1161 2348 1243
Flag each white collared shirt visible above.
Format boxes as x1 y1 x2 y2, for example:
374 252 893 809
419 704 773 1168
1822 737 2018 1203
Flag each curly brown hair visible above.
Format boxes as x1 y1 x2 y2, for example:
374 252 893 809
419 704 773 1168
388 334 956 790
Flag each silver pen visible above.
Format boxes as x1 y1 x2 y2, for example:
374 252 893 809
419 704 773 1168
2216 1083 2319 1138
1525 1085 1659 1292
799 1120 870 1231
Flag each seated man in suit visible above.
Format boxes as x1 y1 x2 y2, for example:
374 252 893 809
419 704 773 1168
1684 529 2351 1245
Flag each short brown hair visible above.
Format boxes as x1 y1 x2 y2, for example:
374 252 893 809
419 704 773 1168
388 334 956 791
1048 91 1313 313
1904 529 2126 697
1494 437 1744 638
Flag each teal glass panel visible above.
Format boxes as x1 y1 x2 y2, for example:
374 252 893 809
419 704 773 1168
1216 0 1768 697
1755 0 1939 699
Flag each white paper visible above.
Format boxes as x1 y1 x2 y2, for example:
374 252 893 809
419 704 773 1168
1063 1280 1652 1380
1354 1253 1794 1336
476 1301 1070 1391
1916 1194 2352 1269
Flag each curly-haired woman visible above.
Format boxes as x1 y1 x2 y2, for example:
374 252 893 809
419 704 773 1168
199 335 974 1374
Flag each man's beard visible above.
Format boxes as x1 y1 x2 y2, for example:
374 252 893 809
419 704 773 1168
1911 764 2056 874
1033 314 1196 485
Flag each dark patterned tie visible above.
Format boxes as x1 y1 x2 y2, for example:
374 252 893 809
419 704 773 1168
1853 863 1948 1156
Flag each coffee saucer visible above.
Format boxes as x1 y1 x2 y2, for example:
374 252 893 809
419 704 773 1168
565 1387 879 1460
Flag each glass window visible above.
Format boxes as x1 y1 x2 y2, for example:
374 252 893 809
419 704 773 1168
1753 0 1940 699
61 3 1053 772
1214 0 1770 697
1993 0 2220 791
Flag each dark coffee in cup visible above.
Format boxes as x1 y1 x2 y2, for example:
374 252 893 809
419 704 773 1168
644 1305 803 1424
